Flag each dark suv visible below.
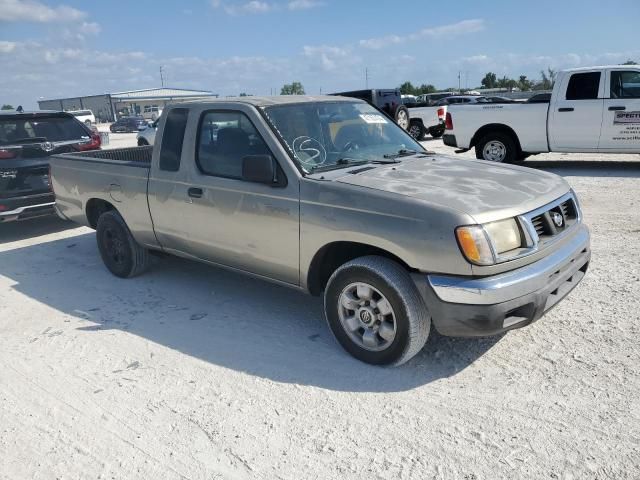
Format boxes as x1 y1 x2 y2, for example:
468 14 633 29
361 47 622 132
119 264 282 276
0 110 101 222
110 116 148 133
331 89 410 130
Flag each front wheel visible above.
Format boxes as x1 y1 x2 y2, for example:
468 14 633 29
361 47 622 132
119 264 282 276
324 256 430 366
475 132 518 163
137 138 149 146
96 210 150 278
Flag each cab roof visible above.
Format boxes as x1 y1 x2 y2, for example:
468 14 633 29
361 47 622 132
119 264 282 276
183 95 364 108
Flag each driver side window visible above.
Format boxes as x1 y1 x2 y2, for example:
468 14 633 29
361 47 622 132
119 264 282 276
197 110 272 179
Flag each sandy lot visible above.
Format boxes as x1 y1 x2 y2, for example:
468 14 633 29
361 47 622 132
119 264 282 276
1 137 639 479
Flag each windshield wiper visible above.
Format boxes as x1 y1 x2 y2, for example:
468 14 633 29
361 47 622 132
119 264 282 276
311 157 400 173
383 148 419 159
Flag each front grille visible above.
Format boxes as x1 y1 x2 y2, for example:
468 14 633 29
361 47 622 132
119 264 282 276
525 195 579 244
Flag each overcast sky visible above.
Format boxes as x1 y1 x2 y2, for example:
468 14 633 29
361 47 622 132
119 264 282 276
1 0 639 108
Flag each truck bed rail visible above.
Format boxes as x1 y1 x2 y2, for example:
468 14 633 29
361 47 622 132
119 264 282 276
55 146 152 165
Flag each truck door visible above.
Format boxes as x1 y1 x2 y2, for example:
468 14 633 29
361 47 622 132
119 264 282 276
147 107 196 254
548 71 604 151
599 69 640 151
180 107 300 286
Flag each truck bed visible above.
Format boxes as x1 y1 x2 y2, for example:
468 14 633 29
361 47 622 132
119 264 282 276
51 146 155 246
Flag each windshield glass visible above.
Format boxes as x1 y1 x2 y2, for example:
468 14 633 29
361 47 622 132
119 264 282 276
263 101 424 172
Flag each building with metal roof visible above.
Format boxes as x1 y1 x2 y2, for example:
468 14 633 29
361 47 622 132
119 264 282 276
38 87 218 122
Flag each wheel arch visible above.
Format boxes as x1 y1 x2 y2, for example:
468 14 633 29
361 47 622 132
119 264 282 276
85 198 118 229
471 123 523 153
306 241 412 296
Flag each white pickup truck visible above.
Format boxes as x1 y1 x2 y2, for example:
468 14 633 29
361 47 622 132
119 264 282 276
443 66 640 162
407 105 447 140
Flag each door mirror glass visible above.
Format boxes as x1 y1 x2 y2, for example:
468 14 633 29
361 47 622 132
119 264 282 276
242 155 275 184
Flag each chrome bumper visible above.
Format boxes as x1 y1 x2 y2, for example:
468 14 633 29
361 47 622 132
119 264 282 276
0 202 56 220
428 224 590 305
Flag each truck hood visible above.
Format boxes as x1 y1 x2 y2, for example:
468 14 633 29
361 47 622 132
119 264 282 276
332 154 570 223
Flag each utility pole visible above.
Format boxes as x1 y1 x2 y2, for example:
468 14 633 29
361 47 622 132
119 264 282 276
365 67 370 89
159 66 165 87
458 71 461 92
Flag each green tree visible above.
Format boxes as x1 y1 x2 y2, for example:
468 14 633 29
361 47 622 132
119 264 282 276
535 68 557 91
481 72 498 89
518 75 532 91
280 82 305 95
417 84 437 95
1 104 13 110
399 81 416 95
622 60 638 65
239 92 250 96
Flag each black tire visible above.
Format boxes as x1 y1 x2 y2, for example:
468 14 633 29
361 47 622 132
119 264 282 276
408 121 426 140
394 105 410 130
137 138 149 146
429 126 445 138
84 120 92 127
474 131 518 163
324 256 430 366
96 210 150 278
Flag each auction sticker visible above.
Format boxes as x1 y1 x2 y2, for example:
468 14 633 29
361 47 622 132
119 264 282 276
614 111 640 124
360 114 388 124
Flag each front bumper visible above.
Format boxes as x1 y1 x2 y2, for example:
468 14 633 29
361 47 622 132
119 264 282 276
413 224 591 336
0 193 55 222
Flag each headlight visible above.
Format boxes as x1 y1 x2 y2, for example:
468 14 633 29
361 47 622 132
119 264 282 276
456 219 522 265
484 218 521 254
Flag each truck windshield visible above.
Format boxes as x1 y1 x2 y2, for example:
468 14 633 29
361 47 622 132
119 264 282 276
263 101 424 173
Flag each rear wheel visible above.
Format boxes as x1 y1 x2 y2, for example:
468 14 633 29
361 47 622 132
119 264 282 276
96 210 150 278
84 119 92 127
324 256 430 366
429 126 445 138
395 106 410 130
475 132 518 163
408 121 426 140
137 138 149 146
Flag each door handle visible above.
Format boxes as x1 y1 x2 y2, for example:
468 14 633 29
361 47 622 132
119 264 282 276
558 107 574 112
608 106 626 111
187 187 203 198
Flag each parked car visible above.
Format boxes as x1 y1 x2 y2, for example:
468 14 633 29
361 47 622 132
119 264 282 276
142 105 163 121
51 96 590 366
0 110 100 222
435 95 489 106
417 92 456 106
401 95 418 107
407 105 447 139
331 89 410 130
444 66 640 162
136 118 158 146
68 109 96 127
110 116 148 133
485 96 516 103
526 93 552 103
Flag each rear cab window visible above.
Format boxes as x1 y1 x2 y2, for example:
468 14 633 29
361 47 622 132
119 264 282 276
158 108 189 171
566 72 601 100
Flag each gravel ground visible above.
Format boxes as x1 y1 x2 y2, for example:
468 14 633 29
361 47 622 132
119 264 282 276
1 136 639 479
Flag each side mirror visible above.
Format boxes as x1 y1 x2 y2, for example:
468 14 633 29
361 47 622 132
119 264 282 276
242 155 275 184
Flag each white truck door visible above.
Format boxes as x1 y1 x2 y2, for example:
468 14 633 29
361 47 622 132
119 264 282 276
599 68 640 151
548 71 604 151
